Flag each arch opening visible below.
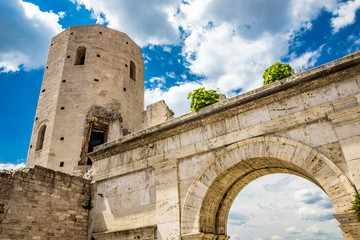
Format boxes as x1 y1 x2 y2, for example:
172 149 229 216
181 137 356 239
35 125 46 151
227 173 343 240
75 46 86 65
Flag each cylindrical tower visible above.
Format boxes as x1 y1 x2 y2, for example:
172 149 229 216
26 25 144 175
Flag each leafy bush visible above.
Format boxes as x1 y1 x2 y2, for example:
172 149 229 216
188 87 220 112
263 62 292 86
349 193 360 221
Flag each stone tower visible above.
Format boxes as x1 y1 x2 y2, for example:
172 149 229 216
26 24 144 175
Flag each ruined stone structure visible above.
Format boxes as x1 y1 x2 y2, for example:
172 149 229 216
26 25 145 175
0 166 90 240
2 25 360 240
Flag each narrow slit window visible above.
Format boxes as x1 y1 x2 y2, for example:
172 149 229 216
35 125 46 151
130 61 136 80
75 46 86 65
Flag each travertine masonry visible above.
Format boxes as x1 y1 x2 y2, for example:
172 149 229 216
89 50 360 240
0 166 90 240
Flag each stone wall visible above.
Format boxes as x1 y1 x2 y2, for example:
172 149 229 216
0 166 91 240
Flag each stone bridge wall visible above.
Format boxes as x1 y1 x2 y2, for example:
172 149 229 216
89 51 360 239
0 166 91 240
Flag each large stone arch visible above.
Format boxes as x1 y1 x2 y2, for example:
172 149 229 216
181 136 356 239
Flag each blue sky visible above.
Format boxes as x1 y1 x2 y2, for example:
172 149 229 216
0 0 360 239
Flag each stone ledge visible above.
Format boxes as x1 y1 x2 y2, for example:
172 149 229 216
90 50 360 161
92 225 157 240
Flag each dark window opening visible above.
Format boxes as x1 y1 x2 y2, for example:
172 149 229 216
35 117 38 120
35 125 46 151
70 32 74 35
99 31 102 34
126 41 128 45
60 107 65 110
42 89 45 93
62 80 66 83
30 145 32 149
130 61 136 80
59 162 64 167
94 79 99 82
97 54 100 58
46 66 48 69
123 87 126 92
75 46 86 65
125 64 128 68
87 127 106 165
67 55 70 58
60 137 64 141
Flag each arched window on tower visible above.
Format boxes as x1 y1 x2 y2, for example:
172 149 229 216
35 125 46 151
130 61 136 80
75 47 86 65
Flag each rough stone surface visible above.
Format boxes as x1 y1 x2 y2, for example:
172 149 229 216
89 49 360 240
0 166 91 240
26 24 144 175
14 25 360 240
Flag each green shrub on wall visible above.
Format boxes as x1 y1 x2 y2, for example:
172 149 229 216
263 62 292 86
188 87 220 112
349 193 360 221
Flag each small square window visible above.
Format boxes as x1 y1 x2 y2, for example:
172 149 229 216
123 87 126 92
67 55 70 58
60 107 65 110
94 79 99 82
62 80 66 83
46 66 49 69
30 145 32 149
60 137 64 141
42 89 46 93
35 117 38 120
97 54 100 58
125 64 128 68
59 162 64 167
126 41 128 45
70 32 74 35
99 31 102 34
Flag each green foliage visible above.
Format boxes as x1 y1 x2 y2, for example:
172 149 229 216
188 87 220 112
349 193 360 221
263 62 292 86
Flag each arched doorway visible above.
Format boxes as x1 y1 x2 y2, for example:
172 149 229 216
227 174 343 239
181 137 357 239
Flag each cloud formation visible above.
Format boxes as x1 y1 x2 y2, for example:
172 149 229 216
331 0 360 33
0 0 63 73
0 162 25 170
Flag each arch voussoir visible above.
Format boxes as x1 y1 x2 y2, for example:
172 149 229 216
181 136 357 237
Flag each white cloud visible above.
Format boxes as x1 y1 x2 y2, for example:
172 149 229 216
145 81 200 116
271 235 284 240
149 76 166 84
306 224 319 233
64 0 341 116
227 174 342 240
73 0 181 46
0 162 25 170
290 45 324 72
285 226 302 234
331 0 360 33
0 0 63 72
